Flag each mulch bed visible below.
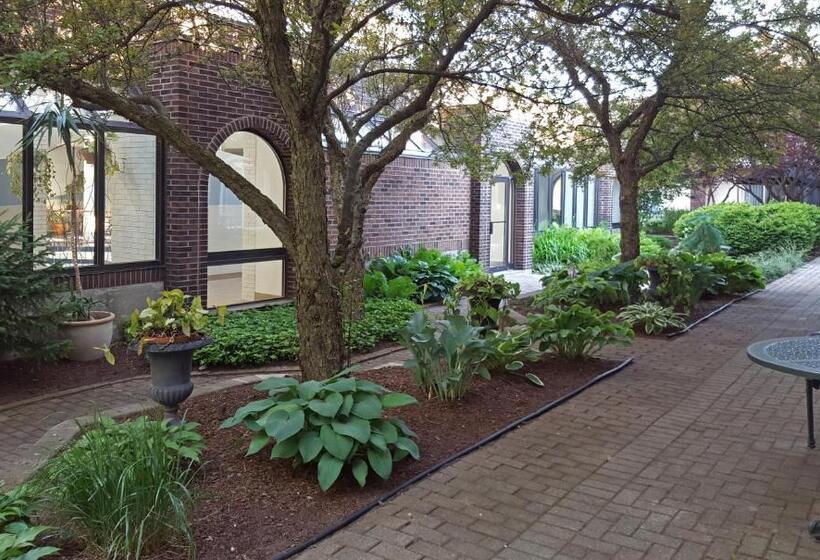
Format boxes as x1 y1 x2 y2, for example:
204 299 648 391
0 343 149 406
55 356 621 560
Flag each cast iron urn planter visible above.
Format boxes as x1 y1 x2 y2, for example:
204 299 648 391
143 337 212 424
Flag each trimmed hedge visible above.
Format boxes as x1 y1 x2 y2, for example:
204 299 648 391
195 298 420 367
674 202 820 255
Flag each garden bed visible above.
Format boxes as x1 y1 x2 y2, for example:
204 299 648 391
54 356 624 560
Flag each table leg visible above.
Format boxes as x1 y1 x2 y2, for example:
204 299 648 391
807 379 816 449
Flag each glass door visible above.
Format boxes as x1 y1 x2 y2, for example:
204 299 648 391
490 177 511 269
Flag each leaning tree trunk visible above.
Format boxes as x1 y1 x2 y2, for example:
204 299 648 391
616 171 641 262
289 134 345 379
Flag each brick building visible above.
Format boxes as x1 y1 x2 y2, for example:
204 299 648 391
0 47 617 316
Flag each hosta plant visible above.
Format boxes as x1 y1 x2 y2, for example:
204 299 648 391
617 302 686 335
696 253 765 295
0 485 59 560
483 327 544 386
528 304 634 360
222 369 420 491
450 273 520 328
400 312 491 400
535 269 627 309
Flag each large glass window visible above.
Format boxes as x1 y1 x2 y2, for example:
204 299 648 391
0 122 23 221
207 131 285 306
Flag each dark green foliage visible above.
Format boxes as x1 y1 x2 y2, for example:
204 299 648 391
697 253 765 295
0 217 69 361
482 326 544 386
532 226 620 271
222 369 419 491
528 304 634 360
678 220 725 254
617 302 686 335
450 273 520 328
644 209 689 235
37 417 203 559
195 299 420 367
367 247 480 303
535 266 630 309
640 252 726 312
674 202 820 255
400 312 491 400
363 271 417 299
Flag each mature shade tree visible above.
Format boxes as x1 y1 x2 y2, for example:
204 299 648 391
0 0 516 377
520 0 818 259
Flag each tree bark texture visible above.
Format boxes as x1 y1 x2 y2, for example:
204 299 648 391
615 168 641 262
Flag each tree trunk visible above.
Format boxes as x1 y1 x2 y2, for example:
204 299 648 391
616 170 641 262
339 248 365 321
289 134 345 379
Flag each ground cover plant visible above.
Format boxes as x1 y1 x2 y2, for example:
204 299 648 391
0 485 58 560
744 245 807 282
674 202 820 255
195 298 420 367
617 302 686 335
223 369 419 491
35 416 203 560
367 248 480 303
528 304 634 360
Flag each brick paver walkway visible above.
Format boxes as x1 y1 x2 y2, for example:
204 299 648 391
296 260 820 560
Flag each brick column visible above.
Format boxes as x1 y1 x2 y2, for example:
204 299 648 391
469 178 490 268
511 176 533 269
594 168 617 227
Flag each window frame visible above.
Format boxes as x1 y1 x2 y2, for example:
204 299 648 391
0 110 164 273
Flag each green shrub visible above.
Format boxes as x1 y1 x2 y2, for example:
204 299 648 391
640 252 725 312
367 248 480 302
674 202 820 255
0 217 70 361
617 302 686 335
196 298 420 367
37 417 203 559
697 253 765 294
644 208 689 235
528 304 633 360
449 273 520 328
400 312 490 400
222 370 419 491
363 271 417 299
744 244 807 281
535 268 628 309
532 225 619 271
678 220 725 254
638 235 666 257
0 484 59 560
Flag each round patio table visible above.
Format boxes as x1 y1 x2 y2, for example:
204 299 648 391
747 336 820 448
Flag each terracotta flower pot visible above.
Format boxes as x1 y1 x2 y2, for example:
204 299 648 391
60 310 115 361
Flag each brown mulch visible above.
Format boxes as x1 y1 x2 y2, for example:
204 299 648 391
55 357 621 560
0 343 149 405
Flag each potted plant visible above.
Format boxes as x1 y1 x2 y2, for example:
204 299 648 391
126 289 220 423
19 97 116 361
59 294 115 362
450 273 520 328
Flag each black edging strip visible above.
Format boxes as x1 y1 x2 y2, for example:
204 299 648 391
271 356 635 560
666 289 761 339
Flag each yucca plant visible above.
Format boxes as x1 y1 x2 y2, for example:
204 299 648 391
617 302 686 335
400 311 491 400
36 416 203 560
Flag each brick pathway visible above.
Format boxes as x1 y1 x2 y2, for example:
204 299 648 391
296 260 820 560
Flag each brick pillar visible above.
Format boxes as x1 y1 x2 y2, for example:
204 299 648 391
511 176 533 269
469 178 490 268
595 169 617 227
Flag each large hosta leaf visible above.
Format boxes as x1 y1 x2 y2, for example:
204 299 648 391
308 392 344 417
331 417 371 443
266 409 305 441
246 432 270 456
395 436 420 460
298 430 323 462
352 457 368 488
270 436 300 459
320 424 354 460
352 393 383 419
380 392 417 408
367 445 393 480
317 452 344 491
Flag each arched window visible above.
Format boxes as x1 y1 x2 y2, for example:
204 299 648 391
207 131 286 307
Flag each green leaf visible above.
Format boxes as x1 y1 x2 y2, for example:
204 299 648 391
331 417 371 443
392 418 417 438
317 452 344 491
380 392 417 408
320 424 354 461
254 377 298 392
367 445 393 480
340 394 354 416
270 436 300 459
352 457 368 488
369 433 387 451
246 432 270 456
298 431 323 463
355 379 387 393
395 436 420 460
20 547 61 560
525 373 545 386
266 409 305 441
323 378 356 392
298 380 323 400
352 393 383 419
374 419 398 443
308 392 344 417
505 360 524 371
221 398 275 428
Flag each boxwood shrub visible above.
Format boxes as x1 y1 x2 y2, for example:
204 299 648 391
674 202 820 255
195 298 420 367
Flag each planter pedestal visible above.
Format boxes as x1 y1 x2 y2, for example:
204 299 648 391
144 337 211 424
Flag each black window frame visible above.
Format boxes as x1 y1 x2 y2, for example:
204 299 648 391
0 109 164 273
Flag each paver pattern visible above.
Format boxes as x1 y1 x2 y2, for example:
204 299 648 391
296 260 820 560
